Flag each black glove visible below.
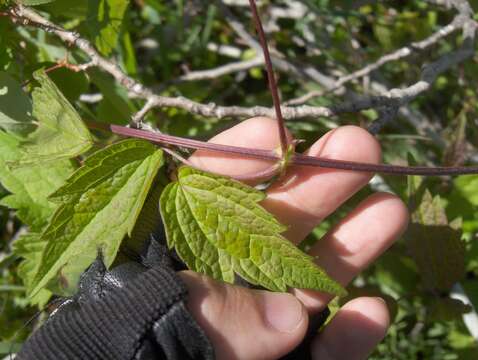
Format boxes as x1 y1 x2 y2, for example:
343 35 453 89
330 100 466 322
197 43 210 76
17 234 214 360
17 231 329 360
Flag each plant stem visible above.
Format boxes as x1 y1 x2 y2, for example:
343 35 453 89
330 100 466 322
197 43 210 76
107 124 478 176
248 0 289 156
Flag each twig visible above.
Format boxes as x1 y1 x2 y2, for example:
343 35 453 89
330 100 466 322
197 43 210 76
286 14 470 106
11 3 475 126
248 0 289 155
177 56 263 82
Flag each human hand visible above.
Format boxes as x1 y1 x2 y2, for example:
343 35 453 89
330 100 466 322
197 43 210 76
179 117 409 360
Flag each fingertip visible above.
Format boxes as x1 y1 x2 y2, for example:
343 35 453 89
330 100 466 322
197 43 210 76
308 125 382 164
311 297 390 360
341 296 390 330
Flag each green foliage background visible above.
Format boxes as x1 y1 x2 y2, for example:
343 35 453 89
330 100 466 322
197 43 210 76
1 0 478 358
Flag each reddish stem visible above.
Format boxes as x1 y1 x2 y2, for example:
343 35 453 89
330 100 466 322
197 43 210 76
248 0 289 156
108 124 478 176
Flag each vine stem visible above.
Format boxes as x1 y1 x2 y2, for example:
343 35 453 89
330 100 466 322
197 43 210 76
108 124 478 176
248 0 290 156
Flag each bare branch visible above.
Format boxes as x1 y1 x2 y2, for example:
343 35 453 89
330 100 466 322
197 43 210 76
286 11 475 106
9 0 477 128
177 56 263 82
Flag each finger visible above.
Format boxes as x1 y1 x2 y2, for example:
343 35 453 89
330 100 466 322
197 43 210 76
311 297 390 360
294 192 409 312
188 117 287 183
263 125 382 243
180 271 308 360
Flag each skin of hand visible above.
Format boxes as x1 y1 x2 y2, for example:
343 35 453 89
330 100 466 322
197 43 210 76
178 117 410 360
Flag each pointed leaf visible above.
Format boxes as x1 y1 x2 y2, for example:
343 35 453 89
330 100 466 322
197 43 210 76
11 70 93 167
30 139 164 296
0 130 75 231
160 167 345 295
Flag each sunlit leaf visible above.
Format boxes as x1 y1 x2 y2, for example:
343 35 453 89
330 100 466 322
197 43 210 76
87 0 130 56
30 139 164 296
10 70 93 167
160 166 345 295
0 131 75 231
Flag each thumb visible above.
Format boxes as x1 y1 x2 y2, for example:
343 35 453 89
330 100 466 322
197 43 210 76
179 271 308 360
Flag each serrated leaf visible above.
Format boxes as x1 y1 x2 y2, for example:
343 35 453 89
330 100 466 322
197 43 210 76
87 0 130 56
11 70 93 167
1 126 75 305
30 139 164 296
0 72 35 136
412 190 448 225
160 167 345 295
407 190 466 291
0 131 75 230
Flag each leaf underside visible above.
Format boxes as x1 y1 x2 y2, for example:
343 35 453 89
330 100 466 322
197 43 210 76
30 139 164 296
160 166 345 295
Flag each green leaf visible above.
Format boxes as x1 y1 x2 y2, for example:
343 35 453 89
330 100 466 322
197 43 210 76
11 70 93 167
428 297 471 322
407 190 466 291
124 179 165 254
453 175 478 207
30 139 164 296
87 0 130 56
0 342 22 355
12 233 52 306
0 130 75 230
89 69 134 124
0 72 35 136
47 66 89 103
160 167 345 295
448 175 478 234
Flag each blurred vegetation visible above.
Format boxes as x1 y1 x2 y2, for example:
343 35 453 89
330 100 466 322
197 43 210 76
1 0 478 358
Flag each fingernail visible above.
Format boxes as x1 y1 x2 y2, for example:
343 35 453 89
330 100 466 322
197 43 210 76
261 292 304 333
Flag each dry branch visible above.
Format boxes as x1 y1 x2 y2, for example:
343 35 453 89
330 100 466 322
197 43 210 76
8 0 477 129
